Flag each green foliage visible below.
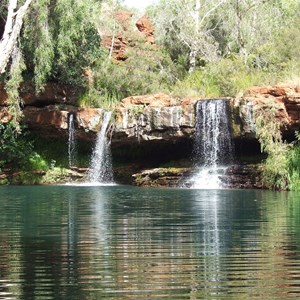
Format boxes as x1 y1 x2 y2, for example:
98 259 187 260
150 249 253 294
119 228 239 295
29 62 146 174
0 122 33 170
152 0 300 96
79 40 174 108
31 134 91 168
40 167 69 184
256 103 300 190
27 153 49 171
172 58 280 98
22 0 102 89
5 48 26 127
288 133 300 191
172 68 220 98
255 104 291 190
30 0 55 92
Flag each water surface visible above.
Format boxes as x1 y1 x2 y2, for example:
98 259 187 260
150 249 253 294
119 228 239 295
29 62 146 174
0 186 300 299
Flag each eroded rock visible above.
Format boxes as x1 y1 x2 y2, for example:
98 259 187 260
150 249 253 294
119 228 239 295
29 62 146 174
100 11 156 61
235 83 300 136
132 164 264 189
113 94 197 145
0 82 81 106
136 15 155 44
133 168 190 187
22 105 103 140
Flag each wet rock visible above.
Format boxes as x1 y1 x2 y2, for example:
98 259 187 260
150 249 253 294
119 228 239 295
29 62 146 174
222 164 264 189
132 164 263 189
112 94 197 146
133 168 191 187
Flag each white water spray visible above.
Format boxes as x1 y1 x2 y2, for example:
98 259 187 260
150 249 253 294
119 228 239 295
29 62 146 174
188 100 233 189
68 113 76 168
87 111 114 184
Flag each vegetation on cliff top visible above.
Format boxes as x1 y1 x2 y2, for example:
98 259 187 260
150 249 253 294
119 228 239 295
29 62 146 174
1 0 300 109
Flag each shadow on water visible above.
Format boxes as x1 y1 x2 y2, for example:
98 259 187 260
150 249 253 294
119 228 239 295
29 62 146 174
0 186 300 299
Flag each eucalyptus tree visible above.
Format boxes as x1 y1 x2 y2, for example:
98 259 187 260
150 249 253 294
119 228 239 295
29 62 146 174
151 0 228 73
219 0 291 66
0 0 103 125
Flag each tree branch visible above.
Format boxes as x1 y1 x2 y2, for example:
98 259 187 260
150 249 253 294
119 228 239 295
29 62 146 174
0 0 33 74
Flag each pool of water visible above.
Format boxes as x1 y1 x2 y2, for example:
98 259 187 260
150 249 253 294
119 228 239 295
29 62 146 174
0 186 300 299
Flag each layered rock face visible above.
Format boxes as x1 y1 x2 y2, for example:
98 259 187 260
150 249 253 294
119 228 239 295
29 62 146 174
113 94 197 146
1 83 299 147
233 83 300 138
22 105 104 140
0 82 80 107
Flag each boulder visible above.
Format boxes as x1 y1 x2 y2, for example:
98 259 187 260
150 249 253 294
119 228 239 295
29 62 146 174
23 106 69 131
0 107 12 123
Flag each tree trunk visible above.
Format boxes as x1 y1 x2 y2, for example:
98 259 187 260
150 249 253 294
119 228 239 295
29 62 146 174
188 0 200 73
0 0 33 74
189 48 197 73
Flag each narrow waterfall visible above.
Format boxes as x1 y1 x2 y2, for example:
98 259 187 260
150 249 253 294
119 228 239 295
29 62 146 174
68 113 76 168
188 99 233 189
87 111 114 184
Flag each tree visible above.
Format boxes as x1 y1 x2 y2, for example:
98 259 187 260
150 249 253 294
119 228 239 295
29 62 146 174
219 0 282 63
152 0 228 73
0 0 103 125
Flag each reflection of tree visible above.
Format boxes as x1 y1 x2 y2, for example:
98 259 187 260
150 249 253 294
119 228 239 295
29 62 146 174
0 187 84 299
18 187 75 299
252 191 300 298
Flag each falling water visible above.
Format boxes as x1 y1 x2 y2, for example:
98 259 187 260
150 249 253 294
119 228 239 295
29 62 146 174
188 99 233 189
87 111 114 184
68 113 76 168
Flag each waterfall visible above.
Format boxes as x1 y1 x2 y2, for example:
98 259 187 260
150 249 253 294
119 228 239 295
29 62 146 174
87 111 114 184
68 113 76 168
188 99 233 189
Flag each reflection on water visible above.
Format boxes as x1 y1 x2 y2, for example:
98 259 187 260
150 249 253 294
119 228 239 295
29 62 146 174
0 186 300 299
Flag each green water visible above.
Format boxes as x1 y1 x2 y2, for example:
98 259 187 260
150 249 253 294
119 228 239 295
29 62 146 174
0 186 300 299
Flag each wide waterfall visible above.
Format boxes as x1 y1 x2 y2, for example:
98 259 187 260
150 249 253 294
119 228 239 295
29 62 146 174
187 99 234 189
68 113 76 168
87 111 114 184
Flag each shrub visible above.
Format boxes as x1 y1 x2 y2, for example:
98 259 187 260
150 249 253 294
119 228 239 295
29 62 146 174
0 122 33 170
288 133 300 191
171 57 282 98
255 103 290 190
27 153 49 171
